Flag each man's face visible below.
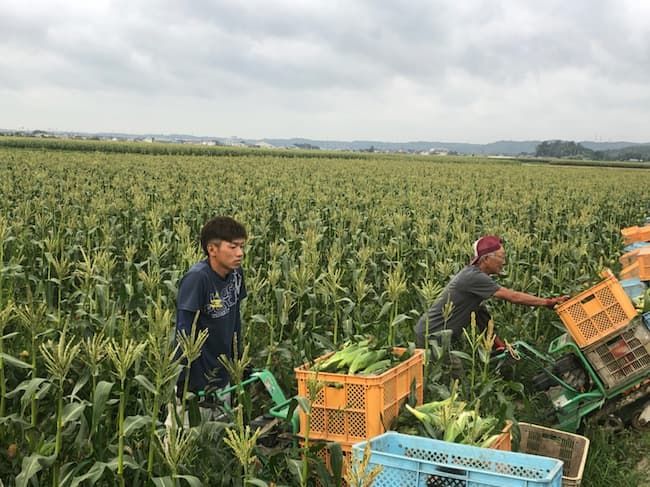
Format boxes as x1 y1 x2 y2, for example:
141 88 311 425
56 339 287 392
484 246 506 274
207 238 245 272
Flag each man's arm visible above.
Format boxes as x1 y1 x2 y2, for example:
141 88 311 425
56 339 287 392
176 309 198 336
176 270 205 336
493 287 567 308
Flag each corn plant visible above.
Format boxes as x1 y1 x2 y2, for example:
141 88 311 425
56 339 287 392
143 305 182 478
218 340 251 413
1 142 650 485
176 312 208 424
223 405 262 482
107 334 147 487
39 330 81 486
0 301 16 418
155 421 201 485
16 301 50 427
345 442 383 487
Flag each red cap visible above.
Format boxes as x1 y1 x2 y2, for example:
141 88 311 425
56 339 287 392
470 235 502 265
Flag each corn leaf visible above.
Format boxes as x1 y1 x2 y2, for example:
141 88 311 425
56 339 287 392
0 353 32 369
62 402 87 426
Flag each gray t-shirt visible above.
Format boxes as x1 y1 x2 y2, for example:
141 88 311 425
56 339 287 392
415 265 500 344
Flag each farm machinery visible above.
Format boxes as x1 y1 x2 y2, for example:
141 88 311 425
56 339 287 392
214 331 650 441
195 320 650 444
497 316 650 433
196 368 300 446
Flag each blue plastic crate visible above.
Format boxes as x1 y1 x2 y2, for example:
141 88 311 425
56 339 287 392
353 432 563 487
620 278 647 300
623 242 650 253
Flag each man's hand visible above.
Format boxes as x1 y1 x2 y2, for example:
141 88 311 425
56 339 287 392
545 295 570 309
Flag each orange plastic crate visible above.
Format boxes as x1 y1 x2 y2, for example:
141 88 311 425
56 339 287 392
619 247 650 281
620 262 640 281
619 249 639 268
555 272 637 348
621 225 650 245
295 347 424 443
489 420 513 451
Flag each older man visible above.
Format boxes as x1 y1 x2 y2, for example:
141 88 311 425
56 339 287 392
415 235 568 348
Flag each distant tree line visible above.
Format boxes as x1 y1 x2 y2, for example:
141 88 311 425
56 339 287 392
0 136 372 160
535 140 602 159
535 140 650 162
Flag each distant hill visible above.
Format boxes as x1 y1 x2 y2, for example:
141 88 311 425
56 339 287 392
262 138 545 155
600 143 650 161
579 141 644 151
261 138 650 156
1 128 647 156
248 138 648 156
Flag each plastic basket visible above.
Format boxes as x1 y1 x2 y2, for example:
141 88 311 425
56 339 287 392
305 429 510 487
619 247 650 281
620 278 647 300
626 247 650 281
619 249 639 268
584 316 650 389
555 271 638 348
619 262 639 281
352 432 563 487
621 225 650 245
295 347 424 443
518 423 589 487
623 242 650 253
489 420 513 451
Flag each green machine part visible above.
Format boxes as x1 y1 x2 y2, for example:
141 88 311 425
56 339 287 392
211 369 300 434
498 336 608 432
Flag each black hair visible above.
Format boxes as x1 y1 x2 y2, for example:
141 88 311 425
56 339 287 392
200 216 247 255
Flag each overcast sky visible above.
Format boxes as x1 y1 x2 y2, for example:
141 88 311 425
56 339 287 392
2 0 650 143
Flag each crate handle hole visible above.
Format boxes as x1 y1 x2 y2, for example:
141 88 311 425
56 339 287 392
580 295 597 305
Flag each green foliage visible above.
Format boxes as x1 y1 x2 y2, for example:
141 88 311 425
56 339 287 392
0 145 648 485
535 139 597 159
580 425 650 487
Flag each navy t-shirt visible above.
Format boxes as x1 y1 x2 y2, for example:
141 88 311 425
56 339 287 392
175 259 247 393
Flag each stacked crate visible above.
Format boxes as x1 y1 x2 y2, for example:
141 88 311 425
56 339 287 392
294 347 424 478
620 224 650 287
584 315 650 389
555 269 650 390
619 247 650 282
557 219 650 390
555 269 637 349
621 224 650 246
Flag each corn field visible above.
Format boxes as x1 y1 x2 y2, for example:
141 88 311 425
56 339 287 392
0 141 649 486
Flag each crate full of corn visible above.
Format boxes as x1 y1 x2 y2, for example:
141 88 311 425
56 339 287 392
295 340 424 443
395 379 513 451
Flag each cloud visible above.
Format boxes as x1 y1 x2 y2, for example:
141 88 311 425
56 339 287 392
1 0 650 141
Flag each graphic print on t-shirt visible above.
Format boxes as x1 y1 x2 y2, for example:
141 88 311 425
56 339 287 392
205 272 242 319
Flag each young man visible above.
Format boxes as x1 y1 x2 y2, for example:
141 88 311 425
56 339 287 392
175 216 247 396
415 235 568 348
